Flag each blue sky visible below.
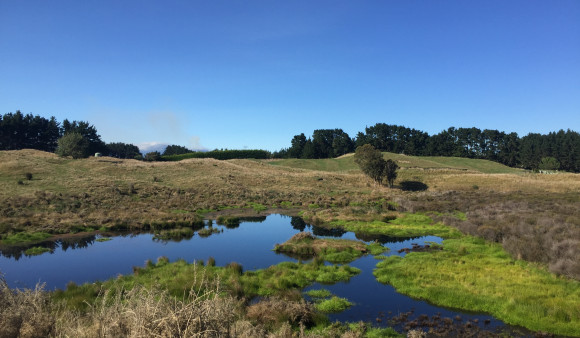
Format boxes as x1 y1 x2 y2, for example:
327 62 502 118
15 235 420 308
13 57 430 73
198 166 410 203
1 1 578 152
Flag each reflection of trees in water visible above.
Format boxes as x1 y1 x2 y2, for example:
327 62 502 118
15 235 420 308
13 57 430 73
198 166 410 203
238 216 267 223
291 217 307 232
311 226 346 238
0 235 97 260
290 217 346 237
60 236 96 251
354 232 419 244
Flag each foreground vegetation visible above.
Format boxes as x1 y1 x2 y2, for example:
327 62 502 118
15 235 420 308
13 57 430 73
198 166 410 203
273 231 387 263
1 149 580 336
374 236 580 336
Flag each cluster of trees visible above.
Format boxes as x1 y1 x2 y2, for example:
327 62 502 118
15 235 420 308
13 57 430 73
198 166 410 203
354 144 399 187
162 149 271 161
275 129 355 159
3 111 579 171
0 111 141 159
275 123 580 173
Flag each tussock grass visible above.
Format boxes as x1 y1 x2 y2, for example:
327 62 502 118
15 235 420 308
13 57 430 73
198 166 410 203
328 214 462 238
374 236 580 336
0 231 52 244
0 277 54 337
305 288 332 299
274 232 384 263
315 296 352 313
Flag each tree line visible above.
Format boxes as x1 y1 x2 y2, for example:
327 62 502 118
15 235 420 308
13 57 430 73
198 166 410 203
2 111 579 171
0 111 271 161
0 111 141 159
274 123 580 172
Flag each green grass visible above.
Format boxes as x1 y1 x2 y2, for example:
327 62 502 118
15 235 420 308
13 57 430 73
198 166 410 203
305 288 332 299
24 246 52 256
270 157 359 172
330 213 462 238
373 236 580 336
270 152 522 174
54 256 361 310
241 260 361 296
274 234 387 263
246 202 267 213
1 231 52 244
315 296 352 313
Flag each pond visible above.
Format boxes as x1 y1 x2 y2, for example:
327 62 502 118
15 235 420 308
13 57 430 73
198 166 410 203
0 214 523 335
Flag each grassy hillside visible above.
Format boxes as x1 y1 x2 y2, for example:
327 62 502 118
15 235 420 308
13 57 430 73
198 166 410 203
1 149 580 335
270 152 524 174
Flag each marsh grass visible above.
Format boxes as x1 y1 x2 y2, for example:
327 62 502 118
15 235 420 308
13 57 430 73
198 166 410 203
274 232 386 263
305 288 332 299
329 214 462 238
0 277 54 337
1 231 52 244
314 296 353 313
373 236 580 336
54 255 361 311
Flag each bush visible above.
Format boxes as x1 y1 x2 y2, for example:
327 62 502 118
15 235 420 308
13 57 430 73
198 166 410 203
144 151 161 162
56 132 89 159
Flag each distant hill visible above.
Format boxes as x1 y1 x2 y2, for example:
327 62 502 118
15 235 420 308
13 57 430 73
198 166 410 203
269 152 524 174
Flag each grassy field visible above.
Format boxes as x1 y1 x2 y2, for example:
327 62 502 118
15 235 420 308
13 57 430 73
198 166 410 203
270 152 524 174
1 149 580 336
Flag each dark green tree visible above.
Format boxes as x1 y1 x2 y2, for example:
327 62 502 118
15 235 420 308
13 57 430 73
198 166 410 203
538 157 560 171
163 144 192 156
354 144 387 185
56 132 89 159
144 151 162 161
384 159 399 188
61 119 106 155
288 133 307 158
301 139 316 159
106 142 141 159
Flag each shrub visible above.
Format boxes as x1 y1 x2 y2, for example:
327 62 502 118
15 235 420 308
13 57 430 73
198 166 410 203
24 172 33 180
144 151 161 162
0 278 54 337
56 132 89 159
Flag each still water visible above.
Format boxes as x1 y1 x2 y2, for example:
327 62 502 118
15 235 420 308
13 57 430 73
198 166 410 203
1 214 515 333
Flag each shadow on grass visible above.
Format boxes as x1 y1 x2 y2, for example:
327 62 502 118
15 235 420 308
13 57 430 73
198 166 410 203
400 181 428 191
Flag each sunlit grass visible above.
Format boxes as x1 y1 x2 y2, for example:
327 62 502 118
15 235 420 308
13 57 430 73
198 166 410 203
24 246 52 256
330 213 462 238
373 236 580 336
1 232 52 244
274 232 387 263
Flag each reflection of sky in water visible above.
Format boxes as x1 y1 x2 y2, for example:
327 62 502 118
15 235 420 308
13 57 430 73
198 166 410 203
0 214 514 333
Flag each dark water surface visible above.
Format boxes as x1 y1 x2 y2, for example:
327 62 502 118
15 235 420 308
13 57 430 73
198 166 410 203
0 214 524 334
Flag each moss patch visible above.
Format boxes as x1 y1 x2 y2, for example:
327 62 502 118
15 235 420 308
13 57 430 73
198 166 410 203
373 236 580 336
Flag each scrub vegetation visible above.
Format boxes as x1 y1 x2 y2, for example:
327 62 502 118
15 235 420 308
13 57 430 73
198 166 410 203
1 149 580 336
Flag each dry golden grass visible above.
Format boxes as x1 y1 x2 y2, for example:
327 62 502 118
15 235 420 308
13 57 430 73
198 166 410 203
1 149 578 237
